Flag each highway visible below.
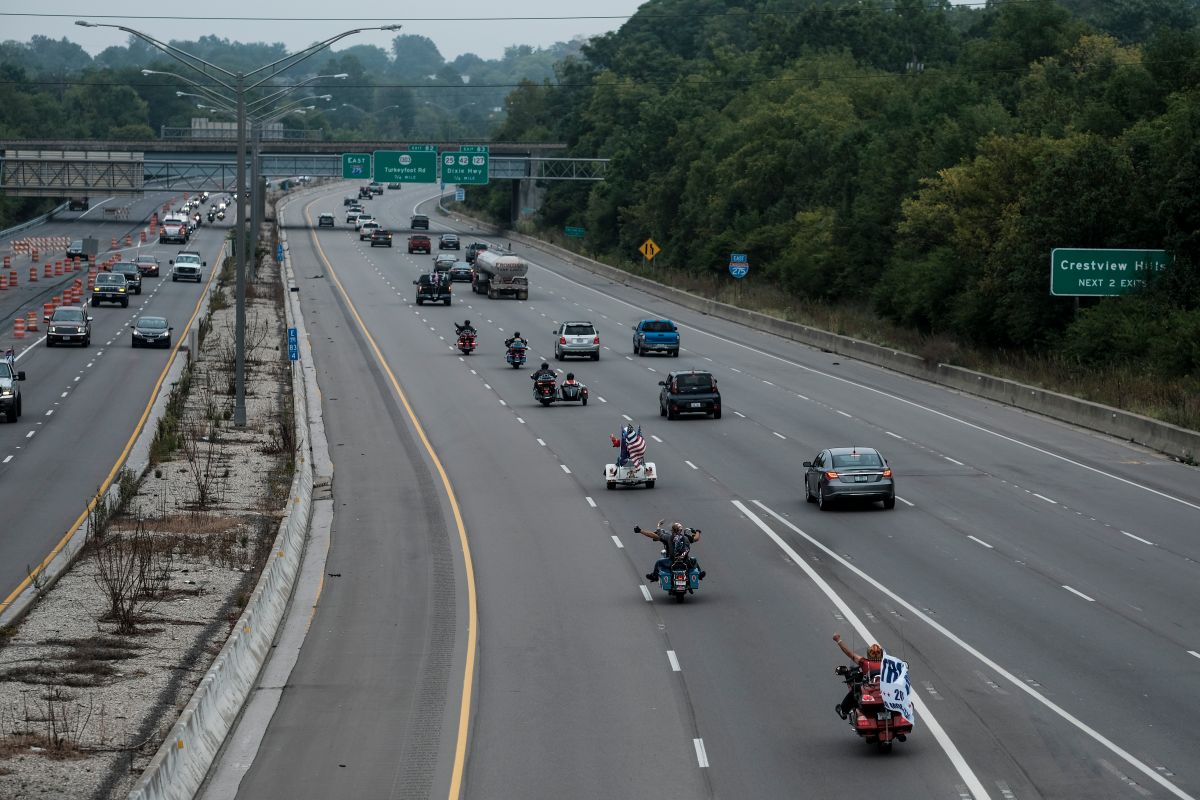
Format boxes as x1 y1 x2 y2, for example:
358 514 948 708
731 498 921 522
0 194 226 610
219 182 1200 800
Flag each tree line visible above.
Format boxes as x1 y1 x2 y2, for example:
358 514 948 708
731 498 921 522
473 0 1200 386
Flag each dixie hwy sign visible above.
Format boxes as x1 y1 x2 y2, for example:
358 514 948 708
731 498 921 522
1050 248 1170 297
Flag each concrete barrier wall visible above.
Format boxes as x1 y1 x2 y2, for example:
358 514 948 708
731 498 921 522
126 192 324 800
498 230 1200 461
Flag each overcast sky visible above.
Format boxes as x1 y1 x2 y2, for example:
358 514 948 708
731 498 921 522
5 1 647 62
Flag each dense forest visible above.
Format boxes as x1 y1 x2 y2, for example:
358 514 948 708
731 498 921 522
468 0 1200 404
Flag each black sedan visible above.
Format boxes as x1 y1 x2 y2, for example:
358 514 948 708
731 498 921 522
131 316 173 348
448 263 473 282
803 447 896 510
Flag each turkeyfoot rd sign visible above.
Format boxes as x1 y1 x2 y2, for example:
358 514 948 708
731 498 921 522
373 147 437 183
1050 248 1170 296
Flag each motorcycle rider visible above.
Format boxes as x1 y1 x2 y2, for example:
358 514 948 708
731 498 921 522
454 320 476 336
833 634 884 720
530 361 556 383
562 372 579 386
504 331 526 349
636 520 703 582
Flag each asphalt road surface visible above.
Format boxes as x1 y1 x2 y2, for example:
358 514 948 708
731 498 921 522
237 183 1197 800
0 193 228 611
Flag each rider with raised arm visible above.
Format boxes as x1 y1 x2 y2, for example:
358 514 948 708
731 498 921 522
455 319 476 336
833 634 883 719
635 520 703 582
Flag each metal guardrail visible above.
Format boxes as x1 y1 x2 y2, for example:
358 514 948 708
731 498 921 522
0 201 68 241
160 127 324 141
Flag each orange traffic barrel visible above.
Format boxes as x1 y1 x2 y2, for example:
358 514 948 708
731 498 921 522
2 255 9 269
43 263 53 278
54 260 63 276
13 317 25 339
31 247 39 262
28 267 37 282
0 274 7 290
8 270 17 286
139 230 147 243
25 311 38 331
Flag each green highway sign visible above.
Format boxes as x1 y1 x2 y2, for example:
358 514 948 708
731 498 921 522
565 226 586 238
408 144 437 152
373 149 437 183
441 150 490 185
341 153 370 180
1050 248 1170 296
460 145 489 154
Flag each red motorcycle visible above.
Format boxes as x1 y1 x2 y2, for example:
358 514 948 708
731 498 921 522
457 332 477 355
835 663 913 752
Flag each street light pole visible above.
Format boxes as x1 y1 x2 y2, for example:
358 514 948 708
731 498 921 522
80 19 399 428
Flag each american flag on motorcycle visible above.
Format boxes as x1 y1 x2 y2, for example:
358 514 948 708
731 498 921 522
622 425 647 467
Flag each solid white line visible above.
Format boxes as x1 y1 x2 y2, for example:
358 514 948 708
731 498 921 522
732 500 994 800
560 464 572 474
733 411 746 418
610 535 622 549
621 414 633 422
944 456 965 466
684 460 698 470
526 259 1200 511
968 535 993 549
639 585 653 602
2 455 11 463
536 439 546 447
651 435 663 443
1119 530 1154 546
747 500 1189 800
667 651 681 672
1033 493 1057 504
896 496 915 507
886 431 903 439
693 738 709 768
1063 585 1095 602
836 410 852 418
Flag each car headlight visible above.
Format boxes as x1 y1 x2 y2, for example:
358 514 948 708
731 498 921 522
0 389 12 397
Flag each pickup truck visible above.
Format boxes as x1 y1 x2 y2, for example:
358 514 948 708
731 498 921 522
413 273 452 306
633 319 680 357
408 234 431 254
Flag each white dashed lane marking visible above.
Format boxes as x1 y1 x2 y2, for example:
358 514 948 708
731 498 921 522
968 536 993 549
694 739 709 768
650 435 662 443
610 535 622 548
1062 585 1095 602
667 651 681 672
685 460 697 470
586 497 597 508
639 585 653 602
2 456 11 464
560 464 572 474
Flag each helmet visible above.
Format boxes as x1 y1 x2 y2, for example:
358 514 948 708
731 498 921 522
867 644 883 660
464 320 471 326
540 362 549 370
513 331 521 338
566 372 575 380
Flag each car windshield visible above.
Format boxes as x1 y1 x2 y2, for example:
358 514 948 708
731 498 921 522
643 321 675 332
674 373 714 391
831 452 884 468
564 324 594 336
96 274 123 284
70 240 82 249
54 309 85 322
115 264 137 273
138 318 168 330
137 256 155 262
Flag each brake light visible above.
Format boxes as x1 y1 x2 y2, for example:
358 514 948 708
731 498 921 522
882 469 892 478
593 335 600 344
560 336 566 345
825 471 840 479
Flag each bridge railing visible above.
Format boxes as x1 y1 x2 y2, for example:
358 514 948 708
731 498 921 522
159 127 324 141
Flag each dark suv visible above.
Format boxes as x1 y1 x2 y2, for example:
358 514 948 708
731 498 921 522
465 242 489 264
46 306 92 347
659 371 721 419
111 262 143 294
92 272 130 307
410 214 430 230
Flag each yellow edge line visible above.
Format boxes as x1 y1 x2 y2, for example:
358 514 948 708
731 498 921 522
2 251 223 613
300 201 477 799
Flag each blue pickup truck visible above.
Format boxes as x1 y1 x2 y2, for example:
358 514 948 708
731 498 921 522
632 319 680 357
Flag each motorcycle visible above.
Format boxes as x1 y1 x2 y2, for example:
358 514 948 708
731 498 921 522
207 211 215 223
457 332 477 355
216 210 226 221
506 342 528 369
835 663 913 752
558 379 588 405
658 554 700 603
533 375 558 406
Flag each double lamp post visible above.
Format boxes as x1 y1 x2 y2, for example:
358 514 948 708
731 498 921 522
76 20 400 426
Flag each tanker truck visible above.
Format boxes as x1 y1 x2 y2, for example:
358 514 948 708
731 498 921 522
472 248 529 300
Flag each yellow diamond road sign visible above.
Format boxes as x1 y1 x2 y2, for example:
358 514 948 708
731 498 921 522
640 239 661 261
